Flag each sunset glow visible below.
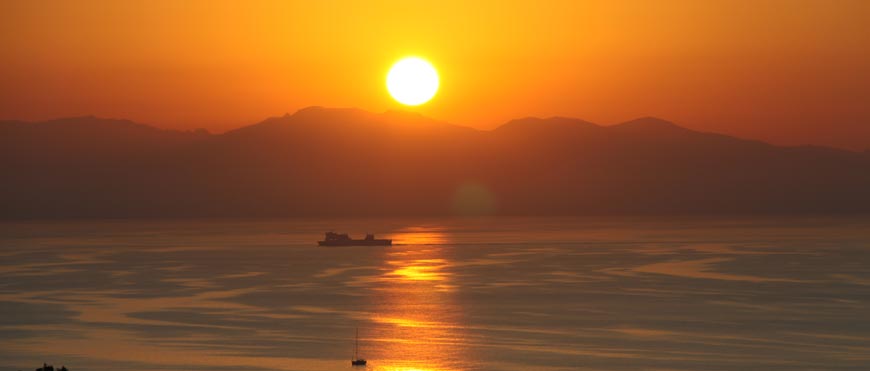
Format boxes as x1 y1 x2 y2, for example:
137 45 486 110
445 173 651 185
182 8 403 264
2 1 869 148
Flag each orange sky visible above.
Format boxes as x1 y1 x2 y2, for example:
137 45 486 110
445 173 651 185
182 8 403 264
1 1 869 149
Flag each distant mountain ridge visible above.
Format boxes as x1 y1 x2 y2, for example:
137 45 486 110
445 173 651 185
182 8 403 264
2 107 869 218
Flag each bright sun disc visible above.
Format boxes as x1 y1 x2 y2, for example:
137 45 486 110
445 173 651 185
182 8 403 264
387 57 439 106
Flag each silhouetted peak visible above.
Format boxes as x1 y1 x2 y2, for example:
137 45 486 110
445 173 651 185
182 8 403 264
293 105 327 115
380 109 434 126
293 106 440 123
612 117 688 132
288 106 379 128
382 109 426 120
378 110 479 135
379 109 461 128
49 115 113 123
228 107 368 135
228 106 478 138
20 116 163 134
292 106 369 119
496 116 600 134
0 116 213 147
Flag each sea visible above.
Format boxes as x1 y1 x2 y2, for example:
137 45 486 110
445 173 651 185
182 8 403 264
1 217 869 371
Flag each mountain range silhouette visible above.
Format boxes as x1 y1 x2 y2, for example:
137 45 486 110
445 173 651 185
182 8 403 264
2 106 869 218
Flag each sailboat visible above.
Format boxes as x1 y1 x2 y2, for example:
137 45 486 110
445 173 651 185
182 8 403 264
351 328 367 366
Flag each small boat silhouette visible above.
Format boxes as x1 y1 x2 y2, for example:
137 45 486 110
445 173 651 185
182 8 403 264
351 328 367 366
35 363 68 371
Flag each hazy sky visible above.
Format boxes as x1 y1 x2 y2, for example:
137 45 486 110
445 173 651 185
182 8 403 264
2 0 869 149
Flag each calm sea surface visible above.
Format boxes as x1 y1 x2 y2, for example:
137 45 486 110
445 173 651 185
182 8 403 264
1 217 870 370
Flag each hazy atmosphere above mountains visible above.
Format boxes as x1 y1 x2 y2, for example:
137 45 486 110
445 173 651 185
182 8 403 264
3 107 869 218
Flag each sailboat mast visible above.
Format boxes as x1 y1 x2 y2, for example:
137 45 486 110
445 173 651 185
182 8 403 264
355 328 359 359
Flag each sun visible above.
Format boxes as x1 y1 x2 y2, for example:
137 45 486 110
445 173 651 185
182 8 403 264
387 57 439 106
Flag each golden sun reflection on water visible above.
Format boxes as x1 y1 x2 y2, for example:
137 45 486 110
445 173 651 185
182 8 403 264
389 259 448 282
389 227 450 245
368 227 468 371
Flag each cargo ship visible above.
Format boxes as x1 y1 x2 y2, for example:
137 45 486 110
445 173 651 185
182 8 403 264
318 232 391 246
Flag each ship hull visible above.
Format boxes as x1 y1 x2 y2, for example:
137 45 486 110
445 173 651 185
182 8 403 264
318 239 391 246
